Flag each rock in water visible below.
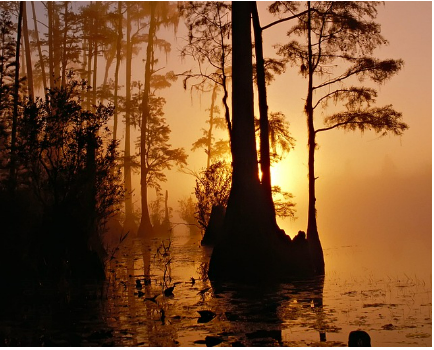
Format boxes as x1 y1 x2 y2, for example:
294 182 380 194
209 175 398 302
348 330 371 347
205 336 223 347
197 310 216 323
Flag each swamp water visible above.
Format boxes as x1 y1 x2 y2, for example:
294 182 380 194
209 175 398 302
0 227 431 347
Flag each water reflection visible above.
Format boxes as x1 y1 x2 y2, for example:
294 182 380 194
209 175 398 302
105 228 328 346
0 226 430 346
103 226 431 347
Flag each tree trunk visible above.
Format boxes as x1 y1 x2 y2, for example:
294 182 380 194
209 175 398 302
47 2 54 89
61 1 68 87
10 1 23 194
123 4 135 232
92 5 98 111
20 36 25 79
209 1 318 282
86 36 92 110
102 53 114 95
209 1 274 280
206 83 218 168
22 2 33 102
31 1 47 92
306 1 325 275
53 7 61 88
137 2 157 237
113 1 122 142
251 2 276 223
164 190 169 223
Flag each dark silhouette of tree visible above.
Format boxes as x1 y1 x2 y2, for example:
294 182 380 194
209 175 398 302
149 189 172 234
10 1 23 194
46 1 56 89
183 2 291 202
194 161 231 231
112 1 122 143
17 77 123 280
209 1 319 281
22 2 33 102
138 2 181 237
194 159 295 235
0 10 17 186
209 1 276 280
254 111 295 165
123 2 174 231
274 1 408 274
123 2 136 230
30 2 46 92
252 1 274 215
179 1 232 141
191 83 229 168
137 92 187 237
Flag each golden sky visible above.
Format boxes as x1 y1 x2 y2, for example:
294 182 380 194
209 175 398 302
150 2 432 273
57 1 431 272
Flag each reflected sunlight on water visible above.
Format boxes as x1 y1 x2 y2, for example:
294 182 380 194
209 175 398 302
104 226 431 347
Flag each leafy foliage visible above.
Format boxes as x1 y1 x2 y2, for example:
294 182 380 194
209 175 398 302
255 111 295 164
320 105 408 136
179 1 233 136
194 161 296 231
275 1 407 137
191 89 229 164
272 186 296 219
194 161 231 231
18 77 123 235
149 190 172 230
179 1 232 89
177 196 200 234
136 95 188 191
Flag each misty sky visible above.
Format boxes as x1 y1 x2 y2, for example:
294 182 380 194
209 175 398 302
169 1 431 275
42 2 431 274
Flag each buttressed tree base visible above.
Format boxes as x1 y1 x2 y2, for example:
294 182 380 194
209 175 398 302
208 2 324 282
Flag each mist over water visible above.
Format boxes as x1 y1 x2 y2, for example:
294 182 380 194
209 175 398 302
0 1 431 347
99 227 431 347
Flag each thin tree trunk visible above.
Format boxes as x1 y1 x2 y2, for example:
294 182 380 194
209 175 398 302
10 1 23 194
123 4 134 230
164 190 169 224
92 42 97 109
87 36 92 109
22 2 33 102
47 1 54 89
305 1 324 275
20 36 25 79
138 2 157 237
31 1 46 92
102 53 114 89
251 1 275 221
206 83 218 168
53 7 61 88
92 6 98 110
61 1 68 87
113 1 122 142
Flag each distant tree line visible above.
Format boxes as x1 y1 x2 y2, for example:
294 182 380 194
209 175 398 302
0 1 408 285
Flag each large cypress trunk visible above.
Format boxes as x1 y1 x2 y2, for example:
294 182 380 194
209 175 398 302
208 1 323 282
209 2 290 281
